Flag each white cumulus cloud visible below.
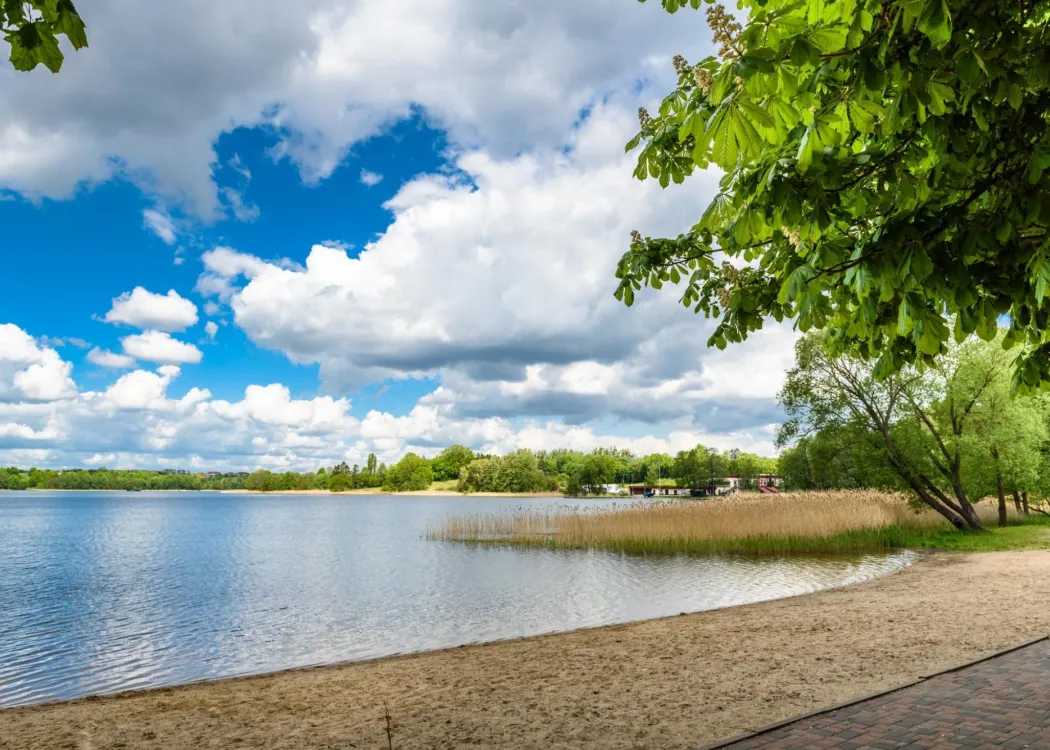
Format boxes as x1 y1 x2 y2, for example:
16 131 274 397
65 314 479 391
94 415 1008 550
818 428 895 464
191 100 799 435
0 324 77 403
104 287 199 332
121 331 204 365
0 323 781 470
0 0 710 214
360 169 383 187
86 348 136 369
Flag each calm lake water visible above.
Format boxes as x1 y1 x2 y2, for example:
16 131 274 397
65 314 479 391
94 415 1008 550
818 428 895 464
0 491 919 708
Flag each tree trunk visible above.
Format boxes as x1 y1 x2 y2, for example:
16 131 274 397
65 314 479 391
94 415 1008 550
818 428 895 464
997 472 1008 528
1013 489 1023 514
1023 491 1030 515
958 495 986 531
877 430 982 531
904 474 972 530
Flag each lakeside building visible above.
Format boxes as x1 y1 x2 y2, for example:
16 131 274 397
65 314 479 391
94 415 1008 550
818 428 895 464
628 486 704 498
628 475 782 498
724 474 782 492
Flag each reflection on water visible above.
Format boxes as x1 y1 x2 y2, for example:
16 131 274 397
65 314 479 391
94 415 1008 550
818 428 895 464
0 492 919 708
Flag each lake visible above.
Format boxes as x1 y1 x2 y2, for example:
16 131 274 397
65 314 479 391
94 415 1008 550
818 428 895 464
0 491 919 708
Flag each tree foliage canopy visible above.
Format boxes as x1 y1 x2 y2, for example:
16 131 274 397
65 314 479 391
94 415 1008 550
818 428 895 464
382 452 434 492
618 0 1050 390
431 445 476 481
777 332 1050 528
2 1 87 73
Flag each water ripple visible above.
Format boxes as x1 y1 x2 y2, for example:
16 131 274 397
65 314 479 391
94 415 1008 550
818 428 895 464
0 491 919 708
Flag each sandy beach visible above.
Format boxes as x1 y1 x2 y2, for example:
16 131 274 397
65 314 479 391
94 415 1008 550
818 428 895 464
220 488 565 497
3 550 1050 750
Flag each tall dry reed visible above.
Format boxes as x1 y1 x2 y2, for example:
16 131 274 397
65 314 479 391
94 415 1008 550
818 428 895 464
427 490 1010 554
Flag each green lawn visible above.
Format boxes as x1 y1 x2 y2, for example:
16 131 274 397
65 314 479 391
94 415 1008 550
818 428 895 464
901 517 1050 552
428 480 460 492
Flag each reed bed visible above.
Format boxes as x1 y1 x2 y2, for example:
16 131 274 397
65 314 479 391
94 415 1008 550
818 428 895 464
427 491 1020 555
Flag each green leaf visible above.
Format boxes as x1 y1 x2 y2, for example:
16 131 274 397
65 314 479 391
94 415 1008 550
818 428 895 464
711 106 739 166
735 54 774 77
848 101 875 134
897 298 916 336
927 81 954 116
776 67 799 98
7 22 63 73
710 65 736 105
809 26 848 54
737 99 776 132
1007 83 1023 110
766 96 800 136
796 122 817 173
955 51 983 87
778 265 816 304
700 192 732 231
806 0 825 24
54 0 88 50
918 0 952 48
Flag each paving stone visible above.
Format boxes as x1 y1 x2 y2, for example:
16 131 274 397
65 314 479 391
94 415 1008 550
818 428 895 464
718 642 1050 750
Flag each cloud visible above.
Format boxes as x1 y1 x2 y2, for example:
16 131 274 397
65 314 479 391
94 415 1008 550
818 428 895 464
142 209 177 245
360 169 383 187
192 101 796 430
0 0 710 215
220 186 260 222
202 103 712 385
86 348 137 369
0 324 77 403
204 321 219 340
121 331 203 365
0 323 780 470
104 287 199 332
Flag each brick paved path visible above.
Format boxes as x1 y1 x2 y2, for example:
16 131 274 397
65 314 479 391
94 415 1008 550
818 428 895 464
718 640 1050 750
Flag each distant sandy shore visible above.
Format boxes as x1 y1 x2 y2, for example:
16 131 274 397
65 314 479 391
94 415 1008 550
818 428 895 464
220 488 565 498
16 488 565 498
4 551 1050 749
22 488 221 493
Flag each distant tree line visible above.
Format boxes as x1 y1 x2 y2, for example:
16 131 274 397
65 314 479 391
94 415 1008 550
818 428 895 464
0 467 249 491
0 444 782 497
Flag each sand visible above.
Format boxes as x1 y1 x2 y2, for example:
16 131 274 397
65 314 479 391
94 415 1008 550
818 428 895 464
4 551 1050 750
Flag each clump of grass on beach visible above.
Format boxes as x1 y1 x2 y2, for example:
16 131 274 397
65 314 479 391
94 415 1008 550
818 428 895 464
426 491 1047 555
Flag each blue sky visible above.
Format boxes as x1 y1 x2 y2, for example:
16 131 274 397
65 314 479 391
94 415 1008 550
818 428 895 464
0 0 795 470
1 117 450 414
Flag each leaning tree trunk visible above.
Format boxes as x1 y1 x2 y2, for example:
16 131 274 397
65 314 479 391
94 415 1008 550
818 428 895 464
905 474 978 530
957 492 985 531
1013 489 1023 514
1023 491 1031 515
997 472 1008 528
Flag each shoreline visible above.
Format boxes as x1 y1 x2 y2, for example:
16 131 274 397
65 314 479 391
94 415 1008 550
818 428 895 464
5 551 1050 749
11 488 568 498
219 488 566 497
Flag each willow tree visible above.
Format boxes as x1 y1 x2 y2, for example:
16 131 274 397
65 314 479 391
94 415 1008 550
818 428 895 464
2 1 87 72
618 0 1050 390
778 334 1012 529
962 365 1049 524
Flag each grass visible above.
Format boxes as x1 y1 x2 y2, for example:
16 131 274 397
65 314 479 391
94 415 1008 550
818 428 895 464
427 480 460 492
903 517 1050 552
426 490 1050 556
